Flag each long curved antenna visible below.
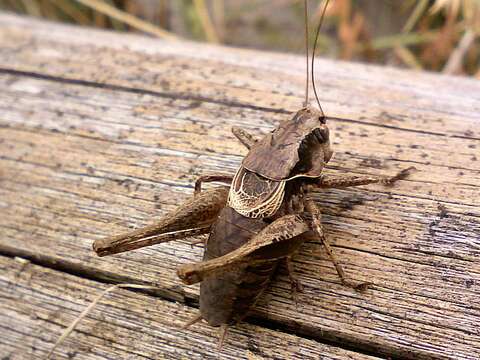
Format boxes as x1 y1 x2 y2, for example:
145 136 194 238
303 0 309 107
311 0 330 117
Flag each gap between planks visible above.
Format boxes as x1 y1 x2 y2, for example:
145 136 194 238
0 67 478 143
0 254 382 360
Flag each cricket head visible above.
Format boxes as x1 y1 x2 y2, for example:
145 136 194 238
241 0 333 182
289 106 333 176
242 106 333 181
231 0 333 217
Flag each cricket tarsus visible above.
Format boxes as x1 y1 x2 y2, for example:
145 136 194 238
383 166 416 186
316 166 416 189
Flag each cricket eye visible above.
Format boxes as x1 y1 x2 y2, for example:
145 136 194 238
319 116 326 124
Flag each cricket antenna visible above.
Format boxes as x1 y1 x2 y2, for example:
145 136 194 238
303 0 309 107
311 0 330 117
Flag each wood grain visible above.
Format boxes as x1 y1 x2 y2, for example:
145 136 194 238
1 255 380 359
0 13 479 360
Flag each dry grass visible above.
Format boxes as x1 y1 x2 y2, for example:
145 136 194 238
0 0 478 77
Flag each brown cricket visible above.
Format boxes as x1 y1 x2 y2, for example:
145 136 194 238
93 0 412 347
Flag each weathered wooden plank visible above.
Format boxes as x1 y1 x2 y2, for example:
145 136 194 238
1 255 380 359
0 13 479 360
1 14 479 210
0 14 479 140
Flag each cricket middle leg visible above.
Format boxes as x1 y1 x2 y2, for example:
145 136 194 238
304 198 370 291
195 175 233 195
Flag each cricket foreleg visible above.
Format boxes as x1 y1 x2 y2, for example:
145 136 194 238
304 199 370 291
195 175 233 195
231 126 259 149
316 166 415 189
177 214 310 285
93 187 228 256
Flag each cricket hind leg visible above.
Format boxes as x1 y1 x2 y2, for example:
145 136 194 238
93 187 229 256
304 199 370 291
316 166 415 189
177 214 311 285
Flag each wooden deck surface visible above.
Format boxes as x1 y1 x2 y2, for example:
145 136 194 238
0 13 479 360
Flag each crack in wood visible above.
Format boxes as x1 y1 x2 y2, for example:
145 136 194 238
2 68 479 142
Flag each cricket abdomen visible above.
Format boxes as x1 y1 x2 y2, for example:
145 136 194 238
199 206 278 326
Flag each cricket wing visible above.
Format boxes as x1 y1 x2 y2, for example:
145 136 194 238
177 214 310 285
228 166 286 219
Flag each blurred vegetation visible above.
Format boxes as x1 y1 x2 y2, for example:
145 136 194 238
1 0 479 77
